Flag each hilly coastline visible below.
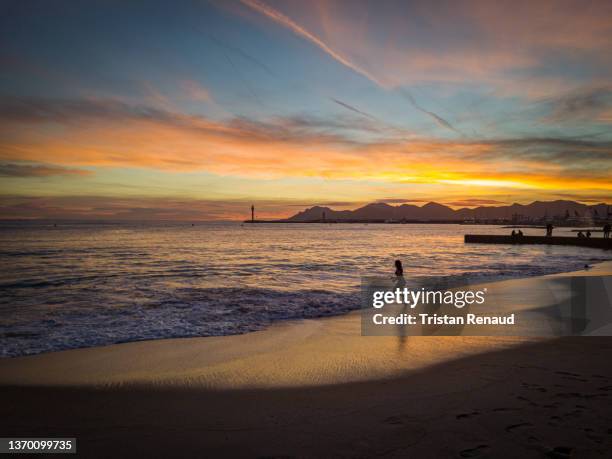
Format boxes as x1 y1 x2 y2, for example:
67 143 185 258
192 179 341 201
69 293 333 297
284 200 611 223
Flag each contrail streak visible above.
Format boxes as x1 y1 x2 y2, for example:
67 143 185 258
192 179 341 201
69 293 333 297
205 33 276 77
240 0 384 86
404 92 462 135
240 0 461 135
330 98 378 121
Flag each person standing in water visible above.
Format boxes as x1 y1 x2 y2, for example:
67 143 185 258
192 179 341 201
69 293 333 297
394 260 406 289
395 260 404 277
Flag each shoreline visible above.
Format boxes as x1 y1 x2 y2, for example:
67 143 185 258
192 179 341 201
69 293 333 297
1 262 611 457
2 258 611 361
1 260 610 388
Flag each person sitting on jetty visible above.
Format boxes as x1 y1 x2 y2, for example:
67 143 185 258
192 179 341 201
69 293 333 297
545 223 554 237
604 224 611 239
511 229 523 240
577 231 585 238
586 230 591 238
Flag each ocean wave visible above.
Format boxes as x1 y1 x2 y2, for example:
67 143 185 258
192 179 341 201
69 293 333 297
0 288 361 357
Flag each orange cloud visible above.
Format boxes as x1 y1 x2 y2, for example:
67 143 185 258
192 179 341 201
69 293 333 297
0 97 610 194
180 80 212 102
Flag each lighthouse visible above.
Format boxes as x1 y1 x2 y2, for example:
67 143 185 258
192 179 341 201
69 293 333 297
251 205 255 223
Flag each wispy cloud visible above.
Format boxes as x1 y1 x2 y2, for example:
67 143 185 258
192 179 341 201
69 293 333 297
286 201 357 207
330 98 377 121
374 198 416 204
240 0 461 135
543 86 612 123
403 91 462 136
0 195 318 221
239 0 384 86
204 33 276 77
446 199 507 207
554 193 612 203
0 162 91 177
181 80 212 102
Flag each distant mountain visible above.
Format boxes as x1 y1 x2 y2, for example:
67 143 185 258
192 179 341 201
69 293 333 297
286 200 611 222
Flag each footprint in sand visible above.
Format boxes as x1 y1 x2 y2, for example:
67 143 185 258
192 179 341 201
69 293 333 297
556 391 609 400
555 371 581 377
521 382 548 393
505 422 533 432
555 371 588 382
516 395 539 406
456 411 480 420
586 433 604 444
546 446 574 458
382 414 416 425
459 444 490 457
554 392 582 399
561 409 582 419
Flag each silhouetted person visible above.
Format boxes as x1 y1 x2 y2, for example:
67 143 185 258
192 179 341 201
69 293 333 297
511 230 517 237
577 231 585 238
517 229 524 237
586 230 591 238
604 224 611 239
546 223 554 237
395 259 404 277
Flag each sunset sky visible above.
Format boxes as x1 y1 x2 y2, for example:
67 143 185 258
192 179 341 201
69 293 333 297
1 0 611 220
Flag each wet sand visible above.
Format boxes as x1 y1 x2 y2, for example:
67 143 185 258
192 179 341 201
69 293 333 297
1 262 611 457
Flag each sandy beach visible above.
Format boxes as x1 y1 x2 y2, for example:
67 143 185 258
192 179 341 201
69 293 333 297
1 262 611 458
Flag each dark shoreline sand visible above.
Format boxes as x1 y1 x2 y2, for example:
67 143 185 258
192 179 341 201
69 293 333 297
2 337 612 458
1 263 611 458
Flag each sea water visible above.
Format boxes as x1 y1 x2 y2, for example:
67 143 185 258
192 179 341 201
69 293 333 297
1 221 609 357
